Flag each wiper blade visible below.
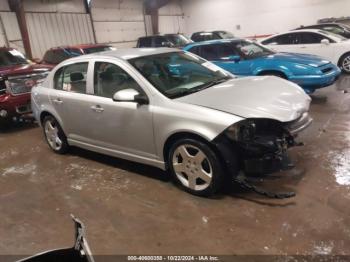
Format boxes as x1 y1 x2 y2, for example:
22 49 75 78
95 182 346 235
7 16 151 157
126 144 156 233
169 77 230 99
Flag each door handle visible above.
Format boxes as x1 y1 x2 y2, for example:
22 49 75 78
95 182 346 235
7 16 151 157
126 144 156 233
91 105 104 113
53 98 63 105
300 46 307 49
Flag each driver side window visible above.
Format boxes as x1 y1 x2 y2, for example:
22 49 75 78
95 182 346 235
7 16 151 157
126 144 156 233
93 62 142 99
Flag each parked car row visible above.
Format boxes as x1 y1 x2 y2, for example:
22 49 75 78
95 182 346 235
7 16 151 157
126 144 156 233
0 23 347 196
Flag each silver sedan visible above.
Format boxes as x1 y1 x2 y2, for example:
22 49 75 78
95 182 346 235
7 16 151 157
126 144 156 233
31 48 312 196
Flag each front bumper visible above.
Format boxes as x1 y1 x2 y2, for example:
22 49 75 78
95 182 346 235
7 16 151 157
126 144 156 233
289 66 341 91
0 93 32 120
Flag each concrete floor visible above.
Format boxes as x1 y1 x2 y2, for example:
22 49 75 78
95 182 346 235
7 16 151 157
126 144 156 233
0 75 350 259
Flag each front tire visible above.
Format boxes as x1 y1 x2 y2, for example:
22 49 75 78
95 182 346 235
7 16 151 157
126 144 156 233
42 115 69 154
339 53 350 74
168 138 224 197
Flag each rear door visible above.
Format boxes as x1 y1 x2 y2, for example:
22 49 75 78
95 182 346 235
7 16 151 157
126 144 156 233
49 61 96 143
296 32 334 60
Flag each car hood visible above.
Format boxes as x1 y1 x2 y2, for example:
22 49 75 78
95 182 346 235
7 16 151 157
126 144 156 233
176 76 311 123
0 63 52 77
265 52 330 67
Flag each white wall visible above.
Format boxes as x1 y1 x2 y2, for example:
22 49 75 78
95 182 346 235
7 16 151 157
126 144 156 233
182 0 350 37
159 0 186 34
91 0 146 48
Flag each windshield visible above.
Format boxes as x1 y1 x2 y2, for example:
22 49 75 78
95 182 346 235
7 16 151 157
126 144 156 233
165 35 192 46
0 49 28 67
129 52 231 99
234 40 274 59
340 23 350 31
319 30 347 41
83 46 113 54
217 31 235 39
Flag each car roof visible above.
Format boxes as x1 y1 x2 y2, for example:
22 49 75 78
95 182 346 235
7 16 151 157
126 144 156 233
297 23 345 28
50 43 111 51
266 29 328 38
65 48 181 62
184 38 242 48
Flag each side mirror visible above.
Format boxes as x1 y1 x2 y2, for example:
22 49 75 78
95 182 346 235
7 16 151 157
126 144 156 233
113 88 149 105
321 39 330 45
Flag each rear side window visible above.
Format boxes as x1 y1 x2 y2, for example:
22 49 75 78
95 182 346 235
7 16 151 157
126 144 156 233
54 62 88 94
138 37 153 47
43 50 55 64
298 32 325 44
93 62 142 99
196 44 237 61
262 33 298 45
199 45 218 60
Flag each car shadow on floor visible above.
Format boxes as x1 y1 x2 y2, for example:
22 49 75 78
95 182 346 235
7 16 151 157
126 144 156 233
68 146 171 183
67 146 301 206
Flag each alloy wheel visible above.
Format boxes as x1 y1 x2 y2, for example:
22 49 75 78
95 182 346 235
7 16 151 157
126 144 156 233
342 55 350 73
44 119 63 151
172 144 213 191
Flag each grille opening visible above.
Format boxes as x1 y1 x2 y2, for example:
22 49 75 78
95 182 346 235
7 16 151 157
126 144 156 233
321 67 333 74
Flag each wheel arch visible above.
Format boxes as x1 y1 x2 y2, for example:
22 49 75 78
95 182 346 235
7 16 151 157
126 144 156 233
338 51 350 66
39 110 66 134
163 132 215 169
256 69 288 79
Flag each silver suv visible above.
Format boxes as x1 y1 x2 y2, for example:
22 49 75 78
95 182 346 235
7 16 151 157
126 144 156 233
31 48 312 196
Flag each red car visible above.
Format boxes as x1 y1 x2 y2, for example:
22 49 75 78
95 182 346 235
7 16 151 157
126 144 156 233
39 44 114 67
0 48 52 125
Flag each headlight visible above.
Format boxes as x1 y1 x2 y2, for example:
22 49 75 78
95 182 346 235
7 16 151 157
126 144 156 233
226 120 256 141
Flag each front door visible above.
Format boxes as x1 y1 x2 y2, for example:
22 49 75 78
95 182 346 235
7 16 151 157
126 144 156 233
87 61 156 159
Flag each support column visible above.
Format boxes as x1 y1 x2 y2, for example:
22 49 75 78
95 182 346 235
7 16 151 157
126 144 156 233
8 0 32 58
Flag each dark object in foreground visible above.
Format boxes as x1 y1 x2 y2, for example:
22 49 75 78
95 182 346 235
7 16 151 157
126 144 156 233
18 216 94 262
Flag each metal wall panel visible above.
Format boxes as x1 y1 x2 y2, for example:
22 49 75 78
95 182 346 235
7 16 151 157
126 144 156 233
159 0 186 34
0 12 24 54
26 12 94 59
91 0 146 48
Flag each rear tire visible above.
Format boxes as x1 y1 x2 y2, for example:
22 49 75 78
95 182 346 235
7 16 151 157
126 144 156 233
168 138 224 197
42 115 69 154
339 53 350 74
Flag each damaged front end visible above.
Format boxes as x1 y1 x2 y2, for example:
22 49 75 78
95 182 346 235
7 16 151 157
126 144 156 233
215 113 313 175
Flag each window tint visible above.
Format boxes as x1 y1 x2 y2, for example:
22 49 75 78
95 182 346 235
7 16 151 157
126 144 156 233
54 62 88 94
154 36 169 47
199 45 218 60
45 49 82 64
83 46 112 54
191 33 219 42
93 62 141 99
43 50 54 64
262 33 298 45
138 37 152 47
321 26 345 35
298 32 324 44
198 44 237 61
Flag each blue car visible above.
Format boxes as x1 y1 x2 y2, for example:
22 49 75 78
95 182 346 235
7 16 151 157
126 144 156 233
183 39 341 93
